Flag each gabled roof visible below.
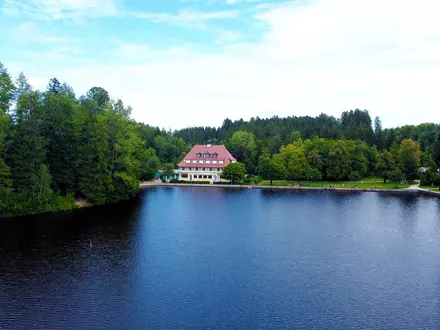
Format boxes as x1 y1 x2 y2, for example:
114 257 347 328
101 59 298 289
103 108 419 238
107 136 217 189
178 144 236 167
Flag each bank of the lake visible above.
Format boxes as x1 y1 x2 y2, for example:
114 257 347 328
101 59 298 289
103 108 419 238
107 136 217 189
143 181 440 198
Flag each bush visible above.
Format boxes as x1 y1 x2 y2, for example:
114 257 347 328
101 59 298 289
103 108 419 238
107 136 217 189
434 174 440 186
213 181 242 185
389 169 406 183
348 171 361 181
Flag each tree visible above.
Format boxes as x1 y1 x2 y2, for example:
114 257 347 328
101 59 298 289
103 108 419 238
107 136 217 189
376 151 397 183
47 78 62 94
327 141 351 180
276 143 309 182
162 163 175 178
431 140 440 166
14 72 32 101
398 139 421 180
226 130 256 162
0 62 15 114
41 91 77 194
222 162 246 184
0 112 11 215
258 152 286 185
374 116 383 149
86 87 110 107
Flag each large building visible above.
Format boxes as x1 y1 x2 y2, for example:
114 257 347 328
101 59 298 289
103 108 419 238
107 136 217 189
177 144 236 182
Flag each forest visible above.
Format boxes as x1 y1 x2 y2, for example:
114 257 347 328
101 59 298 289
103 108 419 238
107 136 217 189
1 61 440 217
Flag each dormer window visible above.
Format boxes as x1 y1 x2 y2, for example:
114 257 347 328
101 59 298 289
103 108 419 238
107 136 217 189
203 152 210 158
212 153 218 159
196 153 201 158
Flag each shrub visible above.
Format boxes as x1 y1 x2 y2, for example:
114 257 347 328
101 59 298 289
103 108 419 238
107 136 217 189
389 169 406 183
348 171 361 181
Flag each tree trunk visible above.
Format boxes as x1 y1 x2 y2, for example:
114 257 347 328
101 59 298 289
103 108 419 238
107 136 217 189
270 179 273 186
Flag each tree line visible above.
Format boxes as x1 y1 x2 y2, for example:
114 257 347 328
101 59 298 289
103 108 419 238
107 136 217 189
0 62 189 217
1 61 440 217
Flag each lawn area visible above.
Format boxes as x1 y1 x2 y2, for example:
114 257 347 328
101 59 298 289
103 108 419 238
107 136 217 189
420 185 440 191
260 178 414 189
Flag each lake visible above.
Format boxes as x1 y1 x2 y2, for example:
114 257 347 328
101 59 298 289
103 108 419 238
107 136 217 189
1 187 440 329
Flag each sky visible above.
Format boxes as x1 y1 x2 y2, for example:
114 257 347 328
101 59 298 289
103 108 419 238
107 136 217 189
1 0 440 130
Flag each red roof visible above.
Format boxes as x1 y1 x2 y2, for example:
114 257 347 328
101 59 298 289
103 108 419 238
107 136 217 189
178 144 236 168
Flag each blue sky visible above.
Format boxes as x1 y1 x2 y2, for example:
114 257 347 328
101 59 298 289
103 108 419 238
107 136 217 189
1 0 440 129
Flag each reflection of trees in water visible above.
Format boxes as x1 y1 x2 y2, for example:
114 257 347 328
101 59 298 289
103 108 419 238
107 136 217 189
376 193 422 238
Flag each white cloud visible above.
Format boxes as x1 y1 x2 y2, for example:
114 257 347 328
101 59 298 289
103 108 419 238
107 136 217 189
2 0 118 21
213 29 245 43
6 0 440 129
23 45 84 62
10 22 71 44
128 9 238 29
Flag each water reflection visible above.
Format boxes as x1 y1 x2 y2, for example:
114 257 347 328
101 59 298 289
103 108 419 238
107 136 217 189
1 188 440 329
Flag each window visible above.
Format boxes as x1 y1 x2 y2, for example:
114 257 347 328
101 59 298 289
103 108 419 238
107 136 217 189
192 160 197 163
217 168 221 172
194 175 198 179
208 175 212 179
212 160 217 164
212 153 218 158
206 161 211 164
182 174 188 178
203 175 207 179
219 161 224 164
202 168 206 171
185 160 190 163
199 160 204 164
209 168 213 171
203 152 210 158
196 153 201 158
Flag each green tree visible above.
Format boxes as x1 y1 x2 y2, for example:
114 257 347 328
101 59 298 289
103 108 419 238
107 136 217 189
398 139 421 180
0 62 15 113
47 78 62 94
41 91 77 194
222 162 246 184
276 143 309 182
327 141 351 180
162 163 175 180
87 87 110 107
14 72 32 101
376 151 397 183
0 113 11 215
226 130 257 166
258 151 286 185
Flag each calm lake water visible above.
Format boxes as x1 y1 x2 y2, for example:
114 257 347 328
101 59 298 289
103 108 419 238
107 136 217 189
1 187 440 329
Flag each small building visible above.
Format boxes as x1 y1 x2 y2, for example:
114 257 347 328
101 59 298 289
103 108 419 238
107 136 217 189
155 170 179 182
177 144 236 183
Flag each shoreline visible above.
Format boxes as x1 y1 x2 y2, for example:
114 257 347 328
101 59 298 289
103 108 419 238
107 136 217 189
140 182 440 197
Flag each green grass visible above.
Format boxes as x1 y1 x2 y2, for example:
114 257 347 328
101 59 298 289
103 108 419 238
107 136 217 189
260 178 414 189
420 185 440 191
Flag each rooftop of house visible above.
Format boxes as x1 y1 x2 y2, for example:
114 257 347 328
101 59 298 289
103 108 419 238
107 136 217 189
178 144 236 167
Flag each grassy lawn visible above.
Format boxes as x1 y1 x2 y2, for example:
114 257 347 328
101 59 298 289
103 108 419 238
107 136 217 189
420 185 440 191
260 178 414 189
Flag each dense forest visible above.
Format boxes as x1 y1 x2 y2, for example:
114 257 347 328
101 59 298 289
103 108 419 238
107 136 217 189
1 61 439 217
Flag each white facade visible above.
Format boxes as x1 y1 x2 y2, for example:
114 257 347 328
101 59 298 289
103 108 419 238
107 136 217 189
176 167 223 183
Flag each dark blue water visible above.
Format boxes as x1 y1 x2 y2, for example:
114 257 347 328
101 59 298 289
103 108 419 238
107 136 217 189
1 187 440 329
